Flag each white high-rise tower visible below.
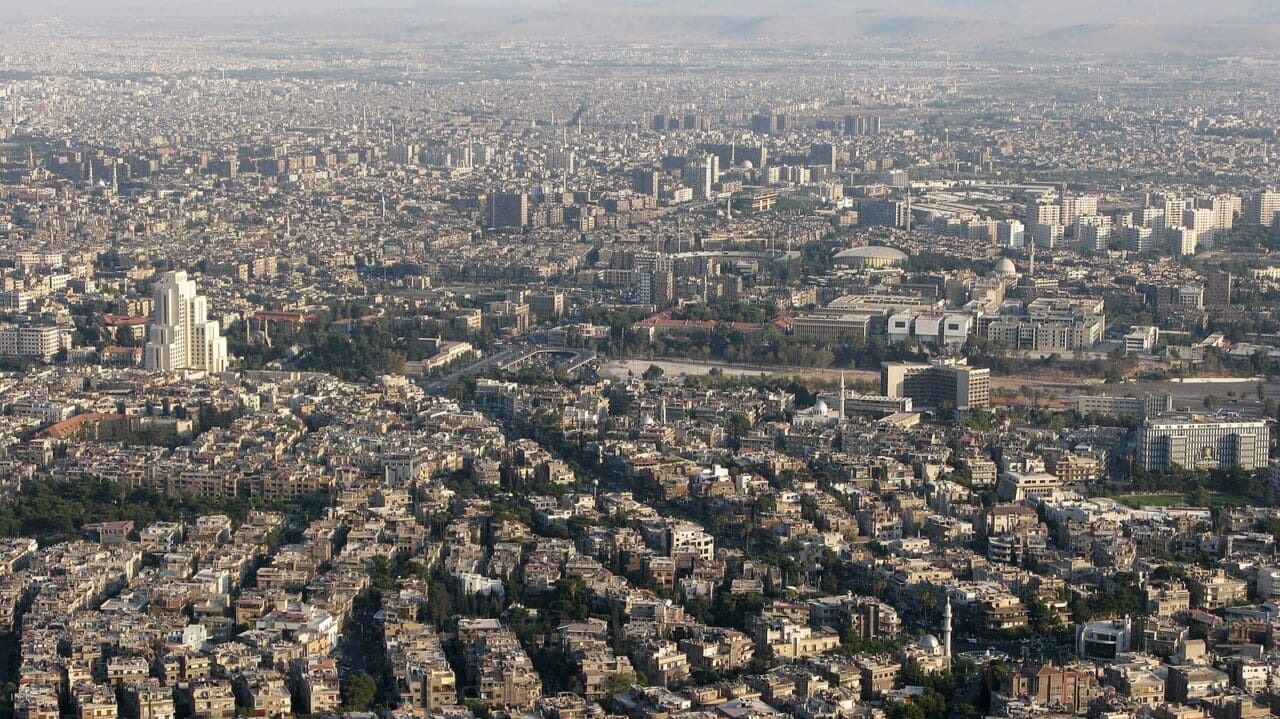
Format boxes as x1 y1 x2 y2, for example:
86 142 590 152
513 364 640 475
144 270 228 373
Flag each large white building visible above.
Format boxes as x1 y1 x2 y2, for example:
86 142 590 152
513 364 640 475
682 155 716 199
1077 618 1132 661
1135 415 1270 472
881 358 991 411
0 325 71 361
144 271 228 373
1076 392 1172 420
1246 190 1280 227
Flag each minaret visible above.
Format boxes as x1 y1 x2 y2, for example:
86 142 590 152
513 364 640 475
905 184 912 231
838 371 846 421
942 600 952 660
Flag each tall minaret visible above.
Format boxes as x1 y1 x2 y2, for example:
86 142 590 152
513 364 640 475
905 184 912 231
942 599 953 661
838 371 846 421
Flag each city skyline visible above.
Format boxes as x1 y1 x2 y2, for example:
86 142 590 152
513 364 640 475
0 8 1278 719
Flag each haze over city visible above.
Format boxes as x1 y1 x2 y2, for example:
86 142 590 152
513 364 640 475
0 5 1278 719
5 0 1280 51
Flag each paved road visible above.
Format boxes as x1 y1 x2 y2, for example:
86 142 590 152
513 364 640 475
600 357 1280 406
424 346 596 392
423 347 525 391
600 357 1087 391
599 358 879 384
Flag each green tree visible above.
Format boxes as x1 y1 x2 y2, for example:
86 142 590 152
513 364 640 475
369 555 396 594
602 671 639 695
726 413 751 440
340 672 378 711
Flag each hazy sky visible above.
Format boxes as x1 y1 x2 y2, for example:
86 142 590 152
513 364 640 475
1 0 1276 53
2 0 1272 25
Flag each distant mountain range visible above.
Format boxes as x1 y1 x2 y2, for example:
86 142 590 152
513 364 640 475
3 0 1279 55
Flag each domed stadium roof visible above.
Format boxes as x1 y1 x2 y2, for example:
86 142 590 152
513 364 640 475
832 245 908 266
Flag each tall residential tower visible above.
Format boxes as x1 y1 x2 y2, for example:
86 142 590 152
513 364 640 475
144 270 228 373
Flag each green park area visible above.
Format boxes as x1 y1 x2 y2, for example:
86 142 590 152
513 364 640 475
1115 492 1249 509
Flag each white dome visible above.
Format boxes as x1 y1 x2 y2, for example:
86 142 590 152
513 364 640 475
813 399 829 414
919 634 941 650
741 160 755 170
995 258 1017 275
640 414 656 426
832 245 908 267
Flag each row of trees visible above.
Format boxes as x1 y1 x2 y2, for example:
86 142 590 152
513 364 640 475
0 476 321 544
294 324 407 380
1128 465 1277 506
